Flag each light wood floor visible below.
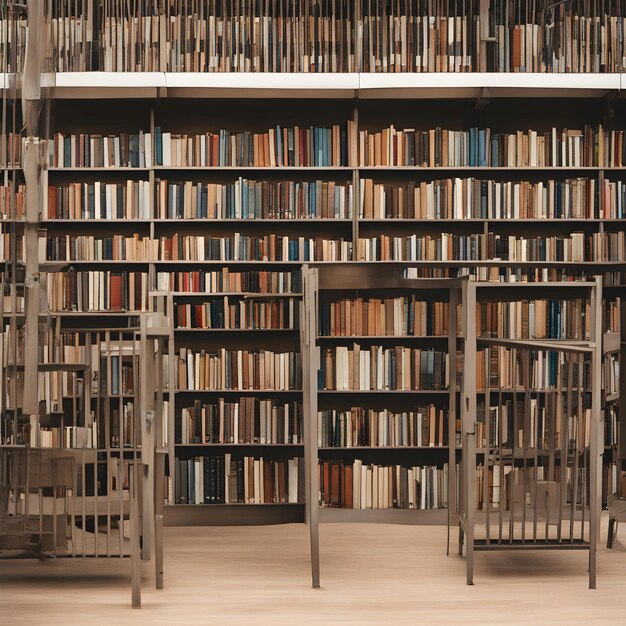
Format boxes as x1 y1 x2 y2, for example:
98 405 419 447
1 515 626 625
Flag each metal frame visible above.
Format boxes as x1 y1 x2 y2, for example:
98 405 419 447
303 263 467 588
454 278 603 589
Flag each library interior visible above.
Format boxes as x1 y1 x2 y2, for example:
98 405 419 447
0 1 626 624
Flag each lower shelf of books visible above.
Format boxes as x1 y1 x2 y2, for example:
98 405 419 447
163 502 305 526
317 508 447 525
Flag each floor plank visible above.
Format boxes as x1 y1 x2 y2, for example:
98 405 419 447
1 515 625 625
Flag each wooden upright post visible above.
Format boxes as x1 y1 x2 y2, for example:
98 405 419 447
21 0 45 423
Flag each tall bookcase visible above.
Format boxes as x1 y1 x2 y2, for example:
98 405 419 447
2 1 624 533
37 88 626 526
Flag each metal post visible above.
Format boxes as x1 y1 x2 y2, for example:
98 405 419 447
21 0 45 422
130 461 142 608
303 266 320 588
461 280 477 585
588 276 603 589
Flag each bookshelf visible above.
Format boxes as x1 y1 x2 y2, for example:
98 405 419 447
0 3 623 547
36 91 626 531
302 263 465 586
454 279 603 588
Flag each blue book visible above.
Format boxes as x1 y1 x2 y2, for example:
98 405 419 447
478 130 486 167
154 126 162 165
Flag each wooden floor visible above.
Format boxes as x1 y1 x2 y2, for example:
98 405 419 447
1 514 626 625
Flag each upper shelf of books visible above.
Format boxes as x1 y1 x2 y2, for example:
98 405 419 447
2 73 626 100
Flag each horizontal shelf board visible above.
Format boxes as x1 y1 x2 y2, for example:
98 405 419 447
318 507 447 524
153 165 353 171
174 327 298 332
171 292 303 298
473 538 589 551
153 218 353 223
175 443 303 448
358 218 625 223
317 334 449 340
175 389 302 394
37 72 626 99
318 389 449 394
166 502 304 507
318 446 448 451
42 219 152 224
48 167 150 172
358 165 615 171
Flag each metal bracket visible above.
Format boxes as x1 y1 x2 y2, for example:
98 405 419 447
474 87 490 112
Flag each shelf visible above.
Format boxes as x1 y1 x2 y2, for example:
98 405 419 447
174 327 298 332
175 443 303 448
42 72 626 100
153 165 353 171
318 446 448 451
318 389 449 394
358 72 622 99
318 507 447 525
317 334 449 341
171 292 303 298
163 501 305 526
175 389 303 394
153 218 353 223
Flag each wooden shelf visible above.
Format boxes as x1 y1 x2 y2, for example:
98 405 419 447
318 507 447 524
41 71 626 100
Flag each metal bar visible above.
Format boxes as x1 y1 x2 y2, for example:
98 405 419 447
130 461 141 608
588 276 603 589
447 286 458 555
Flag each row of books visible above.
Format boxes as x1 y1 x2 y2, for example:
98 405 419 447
0 231 22 262
488 0 626 74
476 347 591 392
319 296 592 340
40 126 626 172
156 179 353 220
476 399 590 451
49 132 152 169
477 300 591 341
174 298 300 330
46 270 149 312
319 460 448 510
0 133 22 168
48 270 301 312
44 234 155 262
154 125 352 167
45 234 353 262
157 234 353 262
360 178 622 221
319 297 450 337
318 406 448 448
0 14 25 73
357 126 626 168
179 398 303 445
177 348 302 391
49 0 357 73
43 176 626 221
319 346 449 391
43 0 626 73
156 269 301 294
45 232 625 263
46 182 152 220
174 455 304 505
0 185 25 220
40 424 98 450
357 232 626 262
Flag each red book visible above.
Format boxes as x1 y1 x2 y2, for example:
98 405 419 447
110 274 123 311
